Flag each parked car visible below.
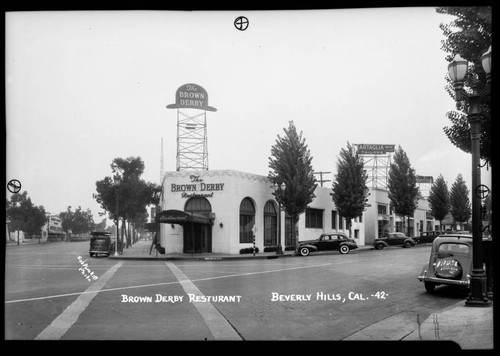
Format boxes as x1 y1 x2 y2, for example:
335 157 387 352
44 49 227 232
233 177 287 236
414 231 441 244
417 233 476 293
373 232 416 250
89 231 112 257
296 232 358 256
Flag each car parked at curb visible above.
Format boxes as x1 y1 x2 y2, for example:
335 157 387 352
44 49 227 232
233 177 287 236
373 232 416 250
417 233 478 293
296 232 358 256
414 231 441 244
89 231 112 257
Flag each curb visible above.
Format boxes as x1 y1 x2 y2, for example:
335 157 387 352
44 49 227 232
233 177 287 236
107 245 377 261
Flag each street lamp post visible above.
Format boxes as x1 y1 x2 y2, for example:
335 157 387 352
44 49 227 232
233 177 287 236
273 182 286 255
447 47 491 307
113 174 122 257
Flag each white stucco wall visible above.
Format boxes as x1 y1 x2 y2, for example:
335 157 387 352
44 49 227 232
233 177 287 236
159 170 367 254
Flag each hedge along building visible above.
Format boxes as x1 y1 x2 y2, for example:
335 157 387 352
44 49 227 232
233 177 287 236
156 170 364 255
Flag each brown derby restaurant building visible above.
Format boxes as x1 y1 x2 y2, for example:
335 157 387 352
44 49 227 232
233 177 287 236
154 169 365 255
153 169 437 255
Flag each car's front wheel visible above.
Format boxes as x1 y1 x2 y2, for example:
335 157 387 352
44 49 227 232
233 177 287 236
299 247 310 256
339 244 350 254
374 243 384 250
404 241 413 248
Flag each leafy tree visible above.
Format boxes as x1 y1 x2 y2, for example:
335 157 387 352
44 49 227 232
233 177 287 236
59 206 95 235
94 218 108 232
268 121 317 246
6 191 46 242
449 174 471 229
428 174 450 231
331 142 369 237
436 7 492 165
93 156 161 247
387 146 419 237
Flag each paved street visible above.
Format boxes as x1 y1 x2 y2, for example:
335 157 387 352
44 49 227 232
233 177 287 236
5 241 469 341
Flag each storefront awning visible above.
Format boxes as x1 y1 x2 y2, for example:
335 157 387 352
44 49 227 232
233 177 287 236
155 209 213 225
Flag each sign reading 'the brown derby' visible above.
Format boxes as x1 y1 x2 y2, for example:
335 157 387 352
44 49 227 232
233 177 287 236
166 83 217 112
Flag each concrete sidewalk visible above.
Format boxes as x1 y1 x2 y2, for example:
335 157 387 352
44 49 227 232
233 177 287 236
108 238 374 261
402 300 494 350
111 239 494 350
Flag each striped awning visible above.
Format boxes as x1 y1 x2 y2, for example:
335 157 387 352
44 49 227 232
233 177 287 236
155 209 213 225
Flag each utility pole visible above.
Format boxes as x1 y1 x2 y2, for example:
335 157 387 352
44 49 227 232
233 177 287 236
314 171 331 187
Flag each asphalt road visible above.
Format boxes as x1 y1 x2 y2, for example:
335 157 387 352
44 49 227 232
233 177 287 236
5 241 467 340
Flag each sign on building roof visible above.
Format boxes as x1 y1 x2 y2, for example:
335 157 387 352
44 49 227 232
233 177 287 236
166 83 217 112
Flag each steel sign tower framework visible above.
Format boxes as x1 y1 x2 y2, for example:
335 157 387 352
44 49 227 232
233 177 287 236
354 144 395 190
167 83 217 171
176 109 209 171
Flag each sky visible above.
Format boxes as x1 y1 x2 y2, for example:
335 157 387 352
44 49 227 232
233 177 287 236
5 8 492 225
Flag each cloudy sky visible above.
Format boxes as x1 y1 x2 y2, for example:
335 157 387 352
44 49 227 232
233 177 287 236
5 8 492 224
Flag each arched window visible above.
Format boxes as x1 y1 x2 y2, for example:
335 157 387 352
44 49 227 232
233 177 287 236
185 197 212 215
239 198 255 243
264 201 277 246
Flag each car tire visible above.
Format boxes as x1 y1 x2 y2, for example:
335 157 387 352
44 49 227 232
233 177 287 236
424 282 436 293
404 241 412 248
339 245 350 254
299 247 310 256
375 243 384 250
90 253 94 257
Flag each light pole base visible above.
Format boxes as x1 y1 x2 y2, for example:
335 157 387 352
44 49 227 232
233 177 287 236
465 274 491 307
465 298 491 307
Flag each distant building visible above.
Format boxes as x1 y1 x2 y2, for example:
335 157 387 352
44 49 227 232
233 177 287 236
363 187 438 244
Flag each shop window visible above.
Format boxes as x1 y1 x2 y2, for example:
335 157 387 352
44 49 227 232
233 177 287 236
339 214 344 230
240 198 255 243
378 204 387 215
378 220 389 237
306 208 323 229
332 211 337 230
264 201 277 246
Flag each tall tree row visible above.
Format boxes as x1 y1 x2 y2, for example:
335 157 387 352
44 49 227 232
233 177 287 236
331 142 369 237
428 174 450 231
268 121 317 246
93 156 160 248
387 146 419 237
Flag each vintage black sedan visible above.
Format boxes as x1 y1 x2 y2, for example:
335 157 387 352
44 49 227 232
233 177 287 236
89 231 113 257
296 232 358 256
373 232 416 250
417 234 475 293
414 231 441 244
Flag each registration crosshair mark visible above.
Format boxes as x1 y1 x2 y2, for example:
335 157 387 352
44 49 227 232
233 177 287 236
234 16 249 31
7 179 21 193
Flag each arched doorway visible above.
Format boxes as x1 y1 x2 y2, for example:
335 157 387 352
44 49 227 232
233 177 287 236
184 197 212 253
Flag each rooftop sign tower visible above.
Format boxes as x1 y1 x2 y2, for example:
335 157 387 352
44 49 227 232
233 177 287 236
167 83 217 171
354 144 395 190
